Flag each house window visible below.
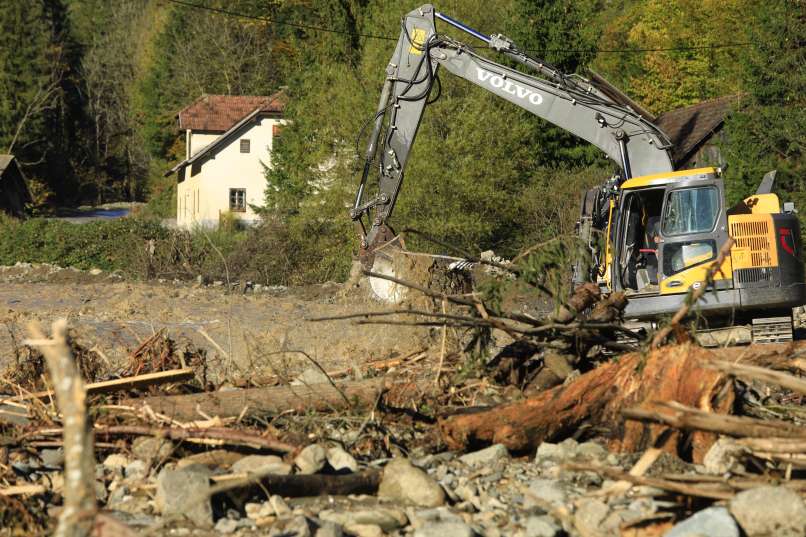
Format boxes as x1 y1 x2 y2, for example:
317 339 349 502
240 139 251 153
230 188 246 212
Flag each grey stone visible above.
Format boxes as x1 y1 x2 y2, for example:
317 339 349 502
408 507 464 529
40 448 64 467
535 439 578 461
102 453 129 471
458 444 510 467
270 494 292 517
327 446 359 473
576 442 607 461
526 479 567 507
379 458 446 507
574 499 609 537
268 516 313 537
729 486 806 537
525 515 561 537
231 454 291 476
314 521 344 537
319 508 408 532
295 444 328 475
132 437 173 462
155 467 213 528
245 501 273 520
343 524 383 537
124 460 148 481
214 518 238 534
413 521 476 537
292 367 331 385
704 438 746 474
665 507 739 537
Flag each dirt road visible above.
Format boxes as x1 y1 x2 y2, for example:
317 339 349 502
0 264 436 384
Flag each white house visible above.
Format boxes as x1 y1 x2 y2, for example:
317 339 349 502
166 92 286 229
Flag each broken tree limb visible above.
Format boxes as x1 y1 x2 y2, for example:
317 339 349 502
210 469 382 497
25 320 96 537
3 368 195 402
29 425 297 454
623 400 806 439
707 359 806 395
438 343 735 462
122 377 419 422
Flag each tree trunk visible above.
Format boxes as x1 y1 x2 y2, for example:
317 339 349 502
439 343 737 463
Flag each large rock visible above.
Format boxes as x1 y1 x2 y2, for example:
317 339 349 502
413 521 476 537
525 515 561 537
295 444 328 475
155 466 213 528
526 479 567 507
665 507 739 537
458 444 509 467
232 454 292 475
268 515 315 537
729 486 806 537
132 437 173 462
319 508 408 532
378 458 446 507
327 446 359 473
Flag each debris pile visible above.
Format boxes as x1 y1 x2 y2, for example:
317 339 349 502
1 273 806 536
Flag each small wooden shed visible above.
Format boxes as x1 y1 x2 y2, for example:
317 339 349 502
0 155 31 218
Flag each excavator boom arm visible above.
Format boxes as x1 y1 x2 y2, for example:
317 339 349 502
352 4 674 255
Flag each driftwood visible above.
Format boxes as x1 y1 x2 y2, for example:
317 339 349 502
32 425 297 454
623 401 806 439
211 469 382 498
439 343 735 462
123 377 418 422
25 320 96 537
3 367 195 402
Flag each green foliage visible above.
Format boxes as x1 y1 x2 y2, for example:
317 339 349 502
720 0 805 210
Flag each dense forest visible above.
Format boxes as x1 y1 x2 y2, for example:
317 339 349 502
0 0 803 280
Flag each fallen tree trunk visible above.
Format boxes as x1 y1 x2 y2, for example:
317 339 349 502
123 377 420 422
439 343 737 462
211 469 382 498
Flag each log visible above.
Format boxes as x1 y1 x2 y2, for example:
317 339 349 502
123 377 418 422
438 343 735 462
210 469 382 498
3 368 195 402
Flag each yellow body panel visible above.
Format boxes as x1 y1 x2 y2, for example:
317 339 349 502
743 193 781 214
409 28 427 55
620 167 718 190
728 213 778 269
660 254 732 294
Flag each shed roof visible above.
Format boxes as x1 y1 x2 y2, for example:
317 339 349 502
0 155 14 174
178 91 286 132
655 95 738 165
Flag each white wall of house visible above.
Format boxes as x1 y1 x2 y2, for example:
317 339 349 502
187 131 220 158
176 116 283 229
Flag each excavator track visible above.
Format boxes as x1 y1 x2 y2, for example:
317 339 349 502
751 316 794 344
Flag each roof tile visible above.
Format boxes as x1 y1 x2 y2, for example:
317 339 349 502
655 95 739 164
178 92 286 132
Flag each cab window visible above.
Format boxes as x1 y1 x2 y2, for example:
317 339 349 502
662 186 719 236
663 240 716 275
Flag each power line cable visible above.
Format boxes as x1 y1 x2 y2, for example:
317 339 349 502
165 0 756 54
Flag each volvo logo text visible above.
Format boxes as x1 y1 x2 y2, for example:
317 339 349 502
476 68 543 105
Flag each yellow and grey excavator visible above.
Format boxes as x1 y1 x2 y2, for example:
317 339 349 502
350 4 806 342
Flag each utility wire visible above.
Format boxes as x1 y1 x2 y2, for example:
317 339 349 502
165 0 756 54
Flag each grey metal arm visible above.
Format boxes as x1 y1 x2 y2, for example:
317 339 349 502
352 4 674 254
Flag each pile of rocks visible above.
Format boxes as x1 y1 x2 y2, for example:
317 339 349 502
36 435 795 537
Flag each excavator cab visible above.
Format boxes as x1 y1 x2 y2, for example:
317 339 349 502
613 168 730 299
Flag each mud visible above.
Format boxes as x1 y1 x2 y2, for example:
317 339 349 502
0 264 438 385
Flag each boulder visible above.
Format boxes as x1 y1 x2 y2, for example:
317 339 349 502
378 458 446 507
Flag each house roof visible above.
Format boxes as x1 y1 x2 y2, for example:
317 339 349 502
166 107 268 176
0 155 15 174
178 91 286 132
655 95 739 165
